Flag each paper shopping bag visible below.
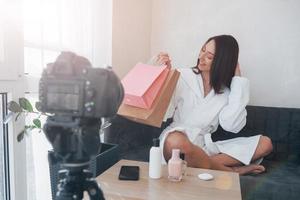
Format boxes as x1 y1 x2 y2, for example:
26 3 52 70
121 63 170 109
117 69 180 127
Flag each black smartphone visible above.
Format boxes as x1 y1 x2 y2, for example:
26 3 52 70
118 165 140 181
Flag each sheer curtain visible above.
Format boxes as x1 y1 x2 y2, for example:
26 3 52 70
0 0 5 63
24 0 112 79
23 0 112 199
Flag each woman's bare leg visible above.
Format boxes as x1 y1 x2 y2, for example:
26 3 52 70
163 131 266 175
209 136 273 174
163 131 212 168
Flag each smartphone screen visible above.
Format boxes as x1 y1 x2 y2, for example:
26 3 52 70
118 165 140 181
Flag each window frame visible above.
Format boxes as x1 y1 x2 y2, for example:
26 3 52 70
1 93 11 200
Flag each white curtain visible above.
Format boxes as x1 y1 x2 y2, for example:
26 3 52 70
24 0 112 77
23 1 112 199
0 0 5 63
0 18 4 63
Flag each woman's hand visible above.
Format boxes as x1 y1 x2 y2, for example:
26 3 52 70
155 52 172 68
235 62 241 76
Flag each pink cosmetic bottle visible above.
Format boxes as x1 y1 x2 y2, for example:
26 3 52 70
168 149 182 182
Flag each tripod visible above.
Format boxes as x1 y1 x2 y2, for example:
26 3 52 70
44 116 105 200
56 163 104 200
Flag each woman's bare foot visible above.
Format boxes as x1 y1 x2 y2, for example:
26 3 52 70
233 164 265 175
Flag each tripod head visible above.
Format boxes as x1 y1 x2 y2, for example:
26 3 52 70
40 52 124 200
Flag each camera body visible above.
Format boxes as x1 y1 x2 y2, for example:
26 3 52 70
39 52 123 200
39 52 124 118
40 52 124 161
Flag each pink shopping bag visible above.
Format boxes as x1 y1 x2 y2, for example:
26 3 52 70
121 63 170 109
118 69 180 127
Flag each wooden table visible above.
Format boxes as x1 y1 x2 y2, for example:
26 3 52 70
86 159 241 200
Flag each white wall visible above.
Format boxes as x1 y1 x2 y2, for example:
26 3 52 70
112 0 152 78
151 0 300 108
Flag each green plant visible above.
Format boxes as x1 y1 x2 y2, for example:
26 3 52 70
7 97 50 142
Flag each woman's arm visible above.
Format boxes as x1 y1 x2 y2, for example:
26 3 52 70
218 64 250 133
149 52 178 120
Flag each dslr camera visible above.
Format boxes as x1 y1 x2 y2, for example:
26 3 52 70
40 52 124 200
39 52 123 118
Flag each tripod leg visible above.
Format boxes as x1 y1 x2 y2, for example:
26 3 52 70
85 179 105 200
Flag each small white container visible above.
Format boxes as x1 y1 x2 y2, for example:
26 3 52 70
149 138 162 179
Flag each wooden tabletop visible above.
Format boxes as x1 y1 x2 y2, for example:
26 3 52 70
86 159 241 200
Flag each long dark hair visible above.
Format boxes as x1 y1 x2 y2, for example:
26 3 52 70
192 35 239 94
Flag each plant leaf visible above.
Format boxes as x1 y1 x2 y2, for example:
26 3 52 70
15 112 22 121
8 101 22 113
33 119 41 128
17 130 25 142
35 101 42 112
19 98 33 112
29 125 36 129
25 125 36 129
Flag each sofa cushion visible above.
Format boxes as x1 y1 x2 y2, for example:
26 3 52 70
241 159 300 200
246 106 300 156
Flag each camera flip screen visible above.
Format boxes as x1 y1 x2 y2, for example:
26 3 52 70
46 83 81 112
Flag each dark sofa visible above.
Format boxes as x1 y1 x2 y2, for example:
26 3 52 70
105 105 300 200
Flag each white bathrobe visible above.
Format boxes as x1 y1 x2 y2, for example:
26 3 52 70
160 68 261 165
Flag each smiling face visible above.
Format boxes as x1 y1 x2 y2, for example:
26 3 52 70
198 39 216 72
193 35 239 94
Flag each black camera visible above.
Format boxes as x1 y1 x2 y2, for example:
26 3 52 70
41 52 124 200
39 51 124 118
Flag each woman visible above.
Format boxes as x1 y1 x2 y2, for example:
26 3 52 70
156 35 273 175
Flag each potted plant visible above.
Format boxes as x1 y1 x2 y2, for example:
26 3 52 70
7 97 49 142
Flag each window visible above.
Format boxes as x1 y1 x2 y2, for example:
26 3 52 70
23 0 112 199
0 0 5 64
0 93 10 200
24 0 112 91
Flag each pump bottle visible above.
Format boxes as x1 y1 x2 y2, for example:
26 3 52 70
149 138 162 179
